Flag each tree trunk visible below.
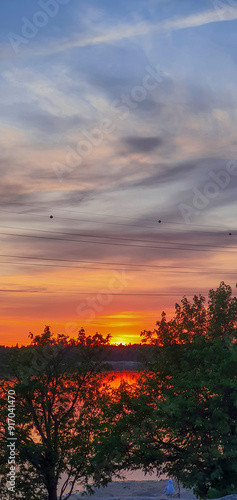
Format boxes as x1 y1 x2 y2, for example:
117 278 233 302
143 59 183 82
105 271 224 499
47 481 58 500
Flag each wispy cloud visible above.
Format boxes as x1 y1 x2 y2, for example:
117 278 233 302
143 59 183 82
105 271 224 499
2 6 237 59
162 6 237 30
39 6 237 54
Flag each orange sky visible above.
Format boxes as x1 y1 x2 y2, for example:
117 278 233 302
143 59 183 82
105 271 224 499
1 253 236 346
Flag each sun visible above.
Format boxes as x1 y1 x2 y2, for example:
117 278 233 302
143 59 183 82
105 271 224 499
112 338 127 346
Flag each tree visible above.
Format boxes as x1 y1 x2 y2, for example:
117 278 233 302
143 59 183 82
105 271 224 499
135 282 237 499
0 326 115 500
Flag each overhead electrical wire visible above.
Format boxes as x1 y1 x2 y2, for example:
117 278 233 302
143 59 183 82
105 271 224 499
0 290 217 296
0 209 158 230
0 230 236 253
0 207 234 234
2 202 232 230
1 205 236 317
0 224 235 249
0 253 236 272
1 259 236 274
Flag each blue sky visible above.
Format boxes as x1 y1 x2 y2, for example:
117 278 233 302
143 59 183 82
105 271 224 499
1 0 237 344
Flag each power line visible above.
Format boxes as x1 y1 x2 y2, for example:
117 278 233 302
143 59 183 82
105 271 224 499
1 253 236 272
1 231 237 254
1 208 234 234
1 286 236 298
0 290 215 296
0 209 157 230
3 202 232 230
1 259 236 274
0 224 235 250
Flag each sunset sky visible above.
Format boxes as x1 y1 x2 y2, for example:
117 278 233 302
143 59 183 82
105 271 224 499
1 0 237 346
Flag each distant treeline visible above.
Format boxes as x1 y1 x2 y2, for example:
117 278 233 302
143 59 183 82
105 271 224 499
0 344 153 376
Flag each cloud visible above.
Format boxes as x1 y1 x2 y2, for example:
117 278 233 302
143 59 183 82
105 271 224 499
0 102 84 136
0 287 47 293
39 6 237 54
162 6 237 31
12 7 237 55
2 69 90 118
2 6 237 59
122 136 163 153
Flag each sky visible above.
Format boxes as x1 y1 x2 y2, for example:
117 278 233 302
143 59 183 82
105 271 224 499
1 0 237 346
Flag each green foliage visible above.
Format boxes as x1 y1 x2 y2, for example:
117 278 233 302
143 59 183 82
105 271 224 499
137 282 237 499
0 326 114 500
141 282 237 346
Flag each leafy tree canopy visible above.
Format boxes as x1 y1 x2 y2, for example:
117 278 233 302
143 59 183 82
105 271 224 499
123 282 237 499
0 326 116 500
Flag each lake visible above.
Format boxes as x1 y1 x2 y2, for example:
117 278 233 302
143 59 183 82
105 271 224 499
58 370 162 496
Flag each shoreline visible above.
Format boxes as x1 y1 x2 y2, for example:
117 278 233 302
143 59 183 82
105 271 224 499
60 479 197 500
60 480 237 500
